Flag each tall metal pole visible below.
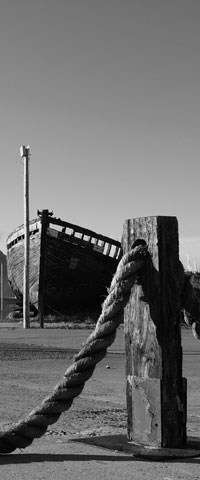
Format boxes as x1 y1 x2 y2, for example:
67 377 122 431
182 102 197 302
0 263 3 321
20 145 30 329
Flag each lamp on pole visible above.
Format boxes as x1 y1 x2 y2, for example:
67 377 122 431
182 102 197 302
20 145 30 329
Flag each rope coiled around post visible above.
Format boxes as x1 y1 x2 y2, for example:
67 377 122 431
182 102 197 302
0 244 148 454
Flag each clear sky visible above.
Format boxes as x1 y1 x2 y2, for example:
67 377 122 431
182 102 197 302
0 0 200 270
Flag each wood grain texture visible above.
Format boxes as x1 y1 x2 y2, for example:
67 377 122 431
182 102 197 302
43 233 119 313
38 210 49 327
7 212 121 316
7 230 41 309
122 216 186 448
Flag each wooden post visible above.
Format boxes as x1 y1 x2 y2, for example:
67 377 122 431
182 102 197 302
38 209 49 328
20 145 30 329
1 263 3 321
122 216 187 448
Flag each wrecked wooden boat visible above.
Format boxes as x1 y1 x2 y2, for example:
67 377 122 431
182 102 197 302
6 210 122 317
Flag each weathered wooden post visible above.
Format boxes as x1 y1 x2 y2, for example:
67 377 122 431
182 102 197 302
122 216 187 448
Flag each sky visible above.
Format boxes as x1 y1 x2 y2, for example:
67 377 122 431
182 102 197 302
0 0 200 270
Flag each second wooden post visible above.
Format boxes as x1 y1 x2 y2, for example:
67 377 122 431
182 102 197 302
122 216 186 448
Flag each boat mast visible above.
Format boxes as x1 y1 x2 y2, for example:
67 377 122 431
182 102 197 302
20 145 30 329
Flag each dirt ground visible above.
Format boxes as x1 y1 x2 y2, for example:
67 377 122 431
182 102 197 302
0 324 200 479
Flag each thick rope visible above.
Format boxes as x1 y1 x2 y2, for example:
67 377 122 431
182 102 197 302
0 245 148 454
181 269 200 340
166 259 200 340
2 244 199 454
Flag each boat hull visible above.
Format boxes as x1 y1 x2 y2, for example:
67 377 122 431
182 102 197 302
6 211 121 316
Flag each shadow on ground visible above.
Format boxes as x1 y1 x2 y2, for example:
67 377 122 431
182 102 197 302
0 453 137 463
1 452 200 465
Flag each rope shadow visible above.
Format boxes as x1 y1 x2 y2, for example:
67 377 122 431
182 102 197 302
0 452 141 464
1 451 200 465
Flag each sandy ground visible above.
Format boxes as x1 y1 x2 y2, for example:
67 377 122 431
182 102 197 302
0 324 200 479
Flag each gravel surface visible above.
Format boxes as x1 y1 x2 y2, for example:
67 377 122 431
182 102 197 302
0 325 200 479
